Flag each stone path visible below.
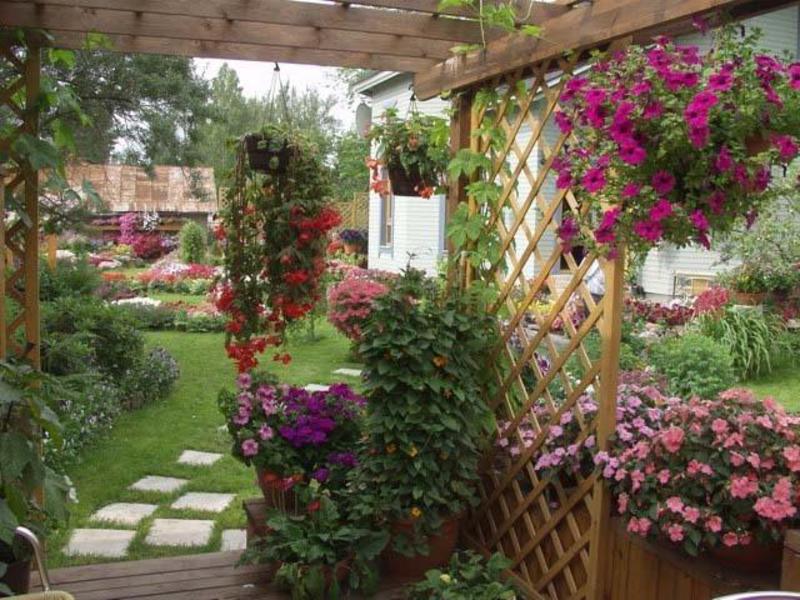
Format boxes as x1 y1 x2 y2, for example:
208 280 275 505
66 449 242 559
333 368 363 378
304 383 330 392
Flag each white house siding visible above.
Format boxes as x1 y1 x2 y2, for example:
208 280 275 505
640 7 800 298
365 75 449 274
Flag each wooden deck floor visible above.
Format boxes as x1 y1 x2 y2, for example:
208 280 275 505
32 551 408 600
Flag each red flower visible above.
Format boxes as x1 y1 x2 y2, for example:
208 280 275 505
214 223 226 241
284 270 310 286
307 500 321 513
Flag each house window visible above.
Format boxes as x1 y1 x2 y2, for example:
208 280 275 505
380 194 394 246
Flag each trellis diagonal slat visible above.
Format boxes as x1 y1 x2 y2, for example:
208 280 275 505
0 31 41 367
457 54 624 597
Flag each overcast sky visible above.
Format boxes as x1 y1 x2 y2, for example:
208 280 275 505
194 59 357 130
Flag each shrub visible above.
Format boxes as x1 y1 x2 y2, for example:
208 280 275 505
597 388 800 555
46 375 122 467
406 552 518 600
179 220 207 264
695 306 787 378
693 285 730 316
39 258 101 301
119 347 180 409
326 277 389 341
132 233 167 260
117 303 177 330
649 333 736 399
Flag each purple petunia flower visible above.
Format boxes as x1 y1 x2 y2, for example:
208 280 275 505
241 439 259 457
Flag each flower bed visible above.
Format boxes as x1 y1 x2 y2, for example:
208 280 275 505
138 261 218 293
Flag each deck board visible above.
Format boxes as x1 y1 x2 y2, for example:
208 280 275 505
32 551 409 599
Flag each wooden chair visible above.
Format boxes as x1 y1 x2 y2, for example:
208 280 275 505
11 527 75 600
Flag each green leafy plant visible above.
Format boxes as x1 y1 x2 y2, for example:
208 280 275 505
648 333 736 399
695 306 788 378
437 0 542 54
0 362 71 595
242 487 388 600
350 268 498 549
405 551 519 599
179 220 207 264
118 347 180 410
367 108 450 198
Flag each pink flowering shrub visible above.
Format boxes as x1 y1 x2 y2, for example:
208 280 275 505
326 277 390 342
553 25 800 257
693 286 731 316
596 387 800 555
118 212 139 245
625 297 693 327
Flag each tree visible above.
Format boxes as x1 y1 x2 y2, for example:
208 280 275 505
331 130 369 202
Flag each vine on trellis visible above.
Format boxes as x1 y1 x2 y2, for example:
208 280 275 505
215 125 341 373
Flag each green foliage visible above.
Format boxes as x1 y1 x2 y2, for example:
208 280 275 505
437 0 542 53
406 551 519 599
118 347 180 410
179 220 207 264
39 259 101 301
649 333 736 399
242 488 388 600
0 361 70 579
695 306 788 378
331 130 370 201
350 269 498 546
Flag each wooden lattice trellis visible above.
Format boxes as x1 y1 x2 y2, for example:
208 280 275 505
455 57 625 600
0 31 41 367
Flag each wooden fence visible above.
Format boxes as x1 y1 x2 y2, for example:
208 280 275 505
336 193 369 230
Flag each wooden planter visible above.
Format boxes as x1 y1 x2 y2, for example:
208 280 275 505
732 291 768 306
244 134 291 174
0 559 31 597
382 515 460 579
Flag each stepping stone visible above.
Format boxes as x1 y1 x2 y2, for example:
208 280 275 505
129 475 188 494
65 529 135 558
145 519 214 547
171 492 236 513
304 384 330 392
333 368 363 378
178 450 224 467
221 529 247 552
91 503 158 527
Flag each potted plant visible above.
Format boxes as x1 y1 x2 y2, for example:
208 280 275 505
217 125 341 373
0 362 71 596
405 551 520 599
218 373 365 509
338 229 366 255
349 268 499 578
367 108 450 199
596 386 800 573
720 266 771 305
553 25 800 259
241 484 389 599
243 126 293 174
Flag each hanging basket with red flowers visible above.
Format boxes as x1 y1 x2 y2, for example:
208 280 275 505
553 23 800 259
216 124 341 372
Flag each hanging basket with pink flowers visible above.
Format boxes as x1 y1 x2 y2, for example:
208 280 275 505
553 24 800 259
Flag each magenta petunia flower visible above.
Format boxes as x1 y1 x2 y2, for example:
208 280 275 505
581 167 606 193
649 199 674 221
714 146 733 172
643 102 664 120
789 63 800 90
621 183 641 199
241 438 259 457
556 171 573 190
762 82 784 108
630 81 652 97
690 209 709 231
557 216 579 249
772 135 799 161
619 142 647 166
583 87 608 106
555 111 573 134
688 124 710 149
610 119 635 143
708 70 734 92
633 219 663 242
708 190 726 215
651 171 676 195
683 104 708 129
692 15 710 34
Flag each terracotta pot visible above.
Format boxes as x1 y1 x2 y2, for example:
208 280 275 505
709 540 782 574
244 134 291 174
343 243 358 255
255 467 299 514
276 558 351 591
387 162 425 197
732 291 768 306
382 515 460 579
0 559 31 597
745 132 772 157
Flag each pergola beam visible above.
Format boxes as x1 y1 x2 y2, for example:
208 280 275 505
414 0 800 98
329 0 572 20
1 0 487 43
48 29 438 71
0 1 455 63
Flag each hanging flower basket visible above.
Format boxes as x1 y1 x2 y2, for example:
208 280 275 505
553 24 800 259
243 133 292 174
387 161 426 197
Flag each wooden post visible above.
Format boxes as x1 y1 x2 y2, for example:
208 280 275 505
23 38 41 369
587 249 626 600
0 165 6 361
783 530 800 591
46 233 57 271
446 91 473 288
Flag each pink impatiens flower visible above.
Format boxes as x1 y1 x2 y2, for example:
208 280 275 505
666 523 685 542
729 475 758 499
661 426 685 453
666 496 684 514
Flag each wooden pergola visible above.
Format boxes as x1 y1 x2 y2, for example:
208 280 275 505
2 1 798 598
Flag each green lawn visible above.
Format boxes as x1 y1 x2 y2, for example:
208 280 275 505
148 292 207 305
50 322 360 567
746 363 800 413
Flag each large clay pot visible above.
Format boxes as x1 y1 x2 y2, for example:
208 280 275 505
244 134 291 174
0 559 31 597
382 515 460 579
387 162 425 197
732 291 768 306
709 540 782 574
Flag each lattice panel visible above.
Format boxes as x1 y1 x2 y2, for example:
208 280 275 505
461 58 623 600
0 32 41 366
